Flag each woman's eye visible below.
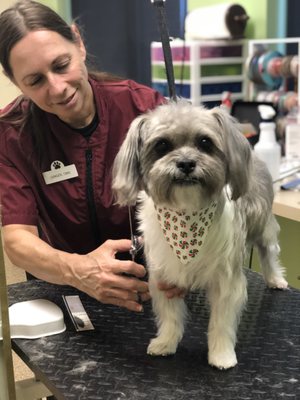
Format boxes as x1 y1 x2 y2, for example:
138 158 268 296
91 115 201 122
154 139 173 157
28 76 43 87
53 56 71 73
54 62 69 72
197 136 214 153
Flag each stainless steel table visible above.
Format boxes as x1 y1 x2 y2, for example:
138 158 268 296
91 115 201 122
8 269 300 399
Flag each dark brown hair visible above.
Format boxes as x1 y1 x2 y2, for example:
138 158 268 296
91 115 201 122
0 0 120 165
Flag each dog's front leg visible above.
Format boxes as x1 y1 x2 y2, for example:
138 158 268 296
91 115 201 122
147 278 187 356
207 270 247 369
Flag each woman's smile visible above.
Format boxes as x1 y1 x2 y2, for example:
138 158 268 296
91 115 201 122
56 89 77 107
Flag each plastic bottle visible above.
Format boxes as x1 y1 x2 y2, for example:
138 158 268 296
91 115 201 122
254 105 281 185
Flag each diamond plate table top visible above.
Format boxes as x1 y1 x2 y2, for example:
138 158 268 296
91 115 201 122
8 269 300 400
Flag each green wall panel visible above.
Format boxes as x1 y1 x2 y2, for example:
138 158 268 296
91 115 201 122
37 0 71 22
252 216 300 290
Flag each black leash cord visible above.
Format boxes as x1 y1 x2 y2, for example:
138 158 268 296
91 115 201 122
151 0 177 101
128 1 177 262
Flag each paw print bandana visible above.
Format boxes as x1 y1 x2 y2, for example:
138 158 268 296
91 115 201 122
155 202 218 264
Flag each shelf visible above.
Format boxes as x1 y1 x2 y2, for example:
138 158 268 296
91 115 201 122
151 39 247 106
201 75 245 84
152 76 244 84
200 92 244 102
152 57 244 66
199 57 244 65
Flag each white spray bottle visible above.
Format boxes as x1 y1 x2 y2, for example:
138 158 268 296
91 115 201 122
254 105 281 186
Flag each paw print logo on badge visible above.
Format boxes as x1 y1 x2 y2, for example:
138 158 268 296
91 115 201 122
51 160 64 170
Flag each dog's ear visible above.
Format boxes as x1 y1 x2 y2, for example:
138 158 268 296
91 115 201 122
211 108 252 200
112 115 148 206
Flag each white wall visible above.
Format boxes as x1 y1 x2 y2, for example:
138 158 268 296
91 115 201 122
0 0 21 108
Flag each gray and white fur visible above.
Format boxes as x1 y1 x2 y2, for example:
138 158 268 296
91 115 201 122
112 100 288 370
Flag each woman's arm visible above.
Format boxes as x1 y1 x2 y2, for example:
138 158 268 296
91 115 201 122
2 224 149 312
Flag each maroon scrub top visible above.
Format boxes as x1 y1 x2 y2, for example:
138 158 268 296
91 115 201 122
0 78 164 254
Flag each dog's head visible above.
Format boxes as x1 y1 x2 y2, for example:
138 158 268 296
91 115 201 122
112 100 252 209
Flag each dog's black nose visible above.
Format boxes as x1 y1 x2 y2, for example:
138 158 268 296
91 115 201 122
176 160 196 174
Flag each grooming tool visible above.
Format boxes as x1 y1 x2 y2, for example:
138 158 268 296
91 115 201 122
280 178 300 190
128 206 143 261
62 295 94 332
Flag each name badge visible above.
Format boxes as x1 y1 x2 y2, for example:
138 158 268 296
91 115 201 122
43 160 78 185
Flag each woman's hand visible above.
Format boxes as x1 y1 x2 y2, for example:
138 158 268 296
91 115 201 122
3 225 183 312
67 239 150 313
3 225 149 312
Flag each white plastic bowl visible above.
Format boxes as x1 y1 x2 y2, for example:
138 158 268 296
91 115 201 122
0 299 66 339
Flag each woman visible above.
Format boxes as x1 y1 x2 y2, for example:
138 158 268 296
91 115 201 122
0 0 181 311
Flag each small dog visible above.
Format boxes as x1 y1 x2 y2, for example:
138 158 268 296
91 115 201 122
112 100 288 370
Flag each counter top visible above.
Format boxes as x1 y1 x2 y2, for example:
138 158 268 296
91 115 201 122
273 190 300 222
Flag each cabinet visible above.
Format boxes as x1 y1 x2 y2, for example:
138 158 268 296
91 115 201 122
151 39 247 107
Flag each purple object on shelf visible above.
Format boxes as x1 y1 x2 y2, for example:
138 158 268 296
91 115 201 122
200 45 243 59
151 45 190 61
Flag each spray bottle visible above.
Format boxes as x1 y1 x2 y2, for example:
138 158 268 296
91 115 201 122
254 105 281 186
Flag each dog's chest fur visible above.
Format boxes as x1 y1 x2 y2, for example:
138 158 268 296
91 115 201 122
137 191 246 290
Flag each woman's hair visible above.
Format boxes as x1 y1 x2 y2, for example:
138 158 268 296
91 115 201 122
0 0 78 80
0 0 120 165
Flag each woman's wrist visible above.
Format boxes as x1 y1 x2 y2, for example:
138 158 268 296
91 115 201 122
56 250 85 287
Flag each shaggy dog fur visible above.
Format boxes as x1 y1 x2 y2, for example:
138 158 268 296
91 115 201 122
112 100 288 369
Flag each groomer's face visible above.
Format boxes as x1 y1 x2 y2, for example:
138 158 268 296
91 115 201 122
9 28 95 128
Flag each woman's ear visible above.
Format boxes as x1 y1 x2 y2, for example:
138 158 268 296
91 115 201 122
70 24 86 60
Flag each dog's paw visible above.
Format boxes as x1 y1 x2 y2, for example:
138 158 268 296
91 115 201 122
208 349 237 370
266 276 288 290
147 337 177 356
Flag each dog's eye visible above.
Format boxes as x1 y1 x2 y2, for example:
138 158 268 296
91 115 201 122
196 137 214 153
154 139 173 157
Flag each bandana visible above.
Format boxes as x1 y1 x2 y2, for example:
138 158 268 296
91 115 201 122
155 202 218 264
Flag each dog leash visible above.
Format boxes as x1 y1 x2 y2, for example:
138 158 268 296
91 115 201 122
129 0 177 260
151 0 177 101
